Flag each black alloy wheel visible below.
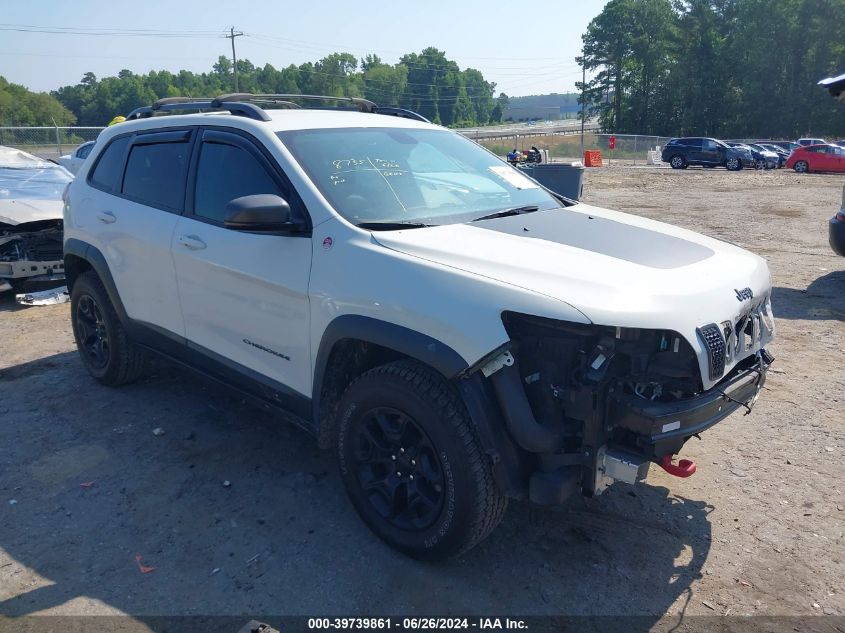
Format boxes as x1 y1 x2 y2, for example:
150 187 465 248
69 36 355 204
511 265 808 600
75 294 110 370
351 406 444 531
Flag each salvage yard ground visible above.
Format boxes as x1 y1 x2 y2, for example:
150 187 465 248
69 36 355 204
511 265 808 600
0 166 843 629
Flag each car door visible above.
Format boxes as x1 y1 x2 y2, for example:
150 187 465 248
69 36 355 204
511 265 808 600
832 146 845 172
700 139 720 164
171 128 313 398
83 129 189 337
808 146 831 171
685 138 703 163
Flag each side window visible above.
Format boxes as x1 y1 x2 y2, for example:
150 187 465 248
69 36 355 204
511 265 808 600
193 141 282 223
703 140 717 151
89 136 130 192
686 138 702 150
809 146 826 153
77 143 94 159
122 139 191 211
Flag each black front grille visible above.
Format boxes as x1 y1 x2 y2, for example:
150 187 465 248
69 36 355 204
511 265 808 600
698 323 726 381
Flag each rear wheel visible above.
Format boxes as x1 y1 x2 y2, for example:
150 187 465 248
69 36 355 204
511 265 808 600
336 360 507 559
70 271 147 385
793 160 809 173
726 156 742 171
669 154 686 169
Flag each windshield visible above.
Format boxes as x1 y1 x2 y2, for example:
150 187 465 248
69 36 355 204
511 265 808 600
277 127 561 226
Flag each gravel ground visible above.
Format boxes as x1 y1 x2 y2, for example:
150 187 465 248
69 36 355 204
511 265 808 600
0 165 843 631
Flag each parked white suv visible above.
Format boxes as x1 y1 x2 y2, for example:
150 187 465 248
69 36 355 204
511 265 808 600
64 95 775 559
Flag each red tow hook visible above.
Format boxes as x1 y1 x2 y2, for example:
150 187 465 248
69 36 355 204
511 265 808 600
659 455 697 478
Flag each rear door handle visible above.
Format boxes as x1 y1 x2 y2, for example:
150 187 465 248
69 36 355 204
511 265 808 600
97 211 116 224
178 235 207 250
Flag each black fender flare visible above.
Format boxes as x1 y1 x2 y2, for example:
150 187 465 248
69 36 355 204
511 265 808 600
312 315 526 496
64 238 128 323
312 315 469 417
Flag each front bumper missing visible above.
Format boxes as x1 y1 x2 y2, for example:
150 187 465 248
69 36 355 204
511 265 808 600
608 350 772 458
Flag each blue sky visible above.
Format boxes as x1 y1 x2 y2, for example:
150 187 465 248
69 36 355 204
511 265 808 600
0 0 609 96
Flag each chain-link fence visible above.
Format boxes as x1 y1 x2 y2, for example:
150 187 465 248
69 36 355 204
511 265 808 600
594 133 673 163
0 127 105 161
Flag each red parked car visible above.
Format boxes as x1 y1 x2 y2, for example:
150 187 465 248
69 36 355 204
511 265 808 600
786 144 845 173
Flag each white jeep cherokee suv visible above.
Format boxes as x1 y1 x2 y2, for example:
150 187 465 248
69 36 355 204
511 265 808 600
63 95 775 559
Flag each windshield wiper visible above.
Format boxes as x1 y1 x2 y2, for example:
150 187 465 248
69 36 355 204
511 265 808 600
471 205 540 222
356 221 432 230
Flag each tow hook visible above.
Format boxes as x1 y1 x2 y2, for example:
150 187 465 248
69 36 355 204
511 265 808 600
659 455 697 478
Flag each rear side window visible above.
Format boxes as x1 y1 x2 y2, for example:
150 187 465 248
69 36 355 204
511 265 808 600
77 143 94 159
685 138 703 149
122 139 191 211
89 136 130 192
193 141 282 223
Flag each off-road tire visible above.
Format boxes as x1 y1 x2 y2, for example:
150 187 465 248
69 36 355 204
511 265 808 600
336 360 507 560
70 271 147 386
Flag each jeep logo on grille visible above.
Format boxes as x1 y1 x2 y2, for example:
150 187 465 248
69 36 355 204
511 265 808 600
735 287 754 301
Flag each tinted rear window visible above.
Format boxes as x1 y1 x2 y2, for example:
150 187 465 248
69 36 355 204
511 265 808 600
122 141 190 211
89 136 130 192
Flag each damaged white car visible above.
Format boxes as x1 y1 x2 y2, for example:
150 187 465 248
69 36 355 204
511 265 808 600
0 146 70 294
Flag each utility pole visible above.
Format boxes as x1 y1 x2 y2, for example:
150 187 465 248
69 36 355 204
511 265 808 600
580 57 586 157
226 27 244 92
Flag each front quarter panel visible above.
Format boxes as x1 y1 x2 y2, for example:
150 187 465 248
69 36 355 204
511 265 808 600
308 218 591 381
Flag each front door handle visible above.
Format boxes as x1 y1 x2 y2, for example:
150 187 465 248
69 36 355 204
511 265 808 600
97 211 116 224
178 235 207 250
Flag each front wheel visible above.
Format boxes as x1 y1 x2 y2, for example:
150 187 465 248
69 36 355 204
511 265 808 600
669 155 686 169
793 160 809 173
336 360 507 559
726 156 742 171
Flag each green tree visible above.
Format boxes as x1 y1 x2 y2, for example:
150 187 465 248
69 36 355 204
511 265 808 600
0 76 76 125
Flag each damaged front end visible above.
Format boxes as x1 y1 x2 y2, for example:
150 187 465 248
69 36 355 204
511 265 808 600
0 219 65 293
481 312 772 505
0 147 72 294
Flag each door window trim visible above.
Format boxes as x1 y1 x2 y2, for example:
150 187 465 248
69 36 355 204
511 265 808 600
184 126 312 235
86 127 196 214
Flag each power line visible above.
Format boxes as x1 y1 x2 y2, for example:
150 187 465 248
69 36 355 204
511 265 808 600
0 25 224 38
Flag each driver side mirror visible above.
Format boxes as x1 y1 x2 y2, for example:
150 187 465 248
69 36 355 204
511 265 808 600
223 194 298 232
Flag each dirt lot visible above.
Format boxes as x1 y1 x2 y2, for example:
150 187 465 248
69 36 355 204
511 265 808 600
1 165 843 630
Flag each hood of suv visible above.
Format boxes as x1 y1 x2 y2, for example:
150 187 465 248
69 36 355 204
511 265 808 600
372 204 772 331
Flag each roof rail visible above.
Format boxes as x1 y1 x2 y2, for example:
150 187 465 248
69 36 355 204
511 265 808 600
125 93 427 123
126 100 271 122
372 106 430 123
244 94 377 113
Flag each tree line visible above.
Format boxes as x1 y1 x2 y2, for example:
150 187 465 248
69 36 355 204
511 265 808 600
580 0 845 138
0 76 76 126
0 47 510 128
